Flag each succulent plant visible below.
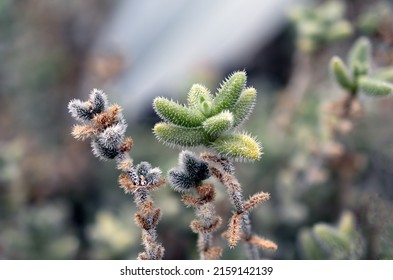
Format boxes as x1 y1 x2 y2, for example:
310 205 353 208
153 71 262 161
298 211 365 259
290 0 353 53
330 37 393 96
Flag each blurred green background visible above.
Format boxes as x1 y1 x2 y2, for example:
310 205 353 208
1 0 393 259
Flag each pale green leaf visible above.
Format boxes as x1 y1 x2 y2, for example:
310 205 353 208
232 87 257 127
202 111 234 138
358 77 393 96
153 97 205 127
211 71 246 115
330 56 354 91
153 123 208 147
210 133 262 161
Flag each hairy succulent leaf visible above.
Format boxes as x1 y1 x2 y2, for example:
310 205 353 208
373 67 393 82
187 84 213 116
316 0 345 21
211 71 246 115
202 111 234 138
326 21 352 42
313 224 351 259
358 77 393 96
153 97 205 127
348 37 371 76
338 211 356 237
330 56 354 91
298 229 326 260
153 123 209 147
231 87 257 127
210 133 262 161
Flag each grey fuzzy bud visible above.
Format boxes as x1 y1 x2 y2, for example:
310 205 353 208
181 151 211 182
91 123 126 160
98 123 126 147
68 99 93 121
91 139 119 159
89 88 108 114
128 162 162 186
136 162 152 177
145 167 162 185
168 169 196 192
168 151 211 192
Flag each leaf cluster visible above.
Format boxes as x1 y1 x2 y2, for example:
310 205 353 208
153 71 262 161
331 37 393 96
290 0 352 53
298 211 365 259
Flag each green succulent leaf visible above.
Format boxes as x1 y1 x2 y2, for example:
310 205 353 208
373 67 393 82
358 77 393 96
210 133 262 161
313 224 350 259
232 87 257 127
330 56 354 91
211 71 246 115
202 111 234 138
338 211 356 237
316 0 345 21
153 123 208 147
297 20 323 39
298 229 326 260
153 97 205 127
187 84 213 116
326 20 353 41
348 37 371 76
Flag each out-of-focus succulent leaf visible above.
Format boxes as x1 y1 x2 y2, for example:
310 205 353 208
298 229 326 260
348 37 371 76
358 77 393 96
330 56 354 92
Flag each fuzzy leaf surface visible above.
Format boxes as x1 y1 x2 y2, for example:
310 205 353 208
231 87 257 127
211 71 246 115
153 123 208 147
153 97 205 127
202 111 234 138
358 77 393 96
330 56 354 91
313 224 350 259
348 37 371 76
187 84 213 116
210 133 262 161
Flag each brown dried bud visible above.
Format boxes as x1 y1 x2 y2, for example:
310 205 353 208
203 247 222 260
244 192 270 212
228 213 242 248
71 124 98 140
93 104 122 129
120 137 133 153
118 173 137 194
248 235 278 251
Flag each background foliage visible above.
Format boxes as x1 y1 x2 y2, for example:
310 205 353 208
1 0 393 259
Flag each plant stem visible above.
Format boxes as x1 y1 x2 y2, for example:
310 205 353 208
201 152 264 259
182 184 222 260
